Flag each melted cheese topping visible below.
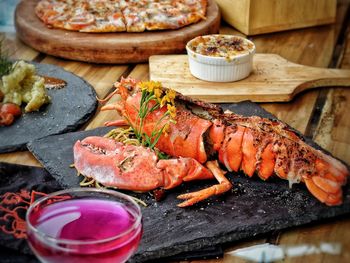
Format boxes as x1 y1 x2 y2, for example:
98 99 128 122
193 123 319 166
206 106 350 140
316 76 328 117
188 35 255 58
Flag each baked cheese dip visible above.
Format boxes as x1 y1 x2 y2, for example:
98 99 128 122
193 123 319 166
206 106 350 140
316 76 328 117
186 34 256 82
187 35 255 58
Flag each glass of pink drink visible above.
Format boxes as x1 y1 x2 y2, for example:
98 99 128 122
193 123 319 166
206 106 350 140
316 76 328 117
26 188 142 263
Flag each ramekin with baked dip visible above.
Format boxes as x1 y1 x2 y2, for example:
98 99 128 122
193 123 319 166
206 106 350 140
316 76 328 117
186 35 255 82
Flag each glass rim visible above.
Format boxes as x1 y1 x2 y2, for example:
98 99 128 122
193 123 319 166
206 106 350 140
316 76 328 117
26 187 142 246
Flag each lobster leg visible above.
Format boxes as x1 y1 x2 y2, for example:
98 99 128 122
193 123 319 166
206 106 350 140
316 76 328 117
100 103 130 127
177 161 232 207
104 119 129 126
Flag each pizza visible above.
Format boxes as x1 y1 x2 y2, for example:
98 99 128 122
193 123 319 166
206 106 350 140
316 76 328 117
35 0 207 33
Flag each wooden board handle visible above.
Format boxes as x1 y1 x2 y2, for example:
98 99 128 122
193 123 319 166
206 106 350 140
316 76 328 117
281 58 350 96
149 54 350 103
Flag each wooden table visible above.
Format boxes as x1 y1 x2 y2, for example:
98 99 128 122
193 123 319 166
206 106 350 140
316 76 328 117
1 1 350 262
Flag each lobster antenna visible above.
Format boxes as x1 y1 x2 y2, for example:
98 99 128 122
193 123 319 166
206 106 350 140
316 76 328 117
96 82 121 103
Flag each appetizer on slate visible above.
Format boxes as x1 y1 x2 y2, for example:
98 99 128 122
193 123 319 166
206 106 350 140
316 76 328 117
0 60 51 126
73 78 349 207
1 60 51 112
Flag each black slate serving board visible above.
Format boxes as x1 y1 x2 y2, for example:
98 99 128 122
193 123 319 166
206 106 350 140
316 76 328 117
0 62 98 153
27 102 350 263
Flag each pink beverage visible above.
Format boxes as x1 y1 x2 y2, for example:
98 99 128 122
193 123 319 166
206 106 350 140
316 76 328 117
26 189 142 263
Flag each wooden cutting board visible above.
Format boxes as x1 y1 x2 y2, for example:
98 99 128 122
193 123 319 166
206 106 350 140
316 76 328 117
149 54 350 102
15 0 220 64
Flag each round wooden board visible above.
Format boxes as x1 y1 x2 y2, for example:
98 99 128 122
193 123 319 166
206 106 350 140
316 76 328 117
15 0 220 64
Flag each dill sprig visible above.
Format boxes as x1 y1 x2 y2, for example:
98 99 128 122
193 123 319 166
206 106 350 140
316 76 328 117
134 81 177 153
0 38 13 78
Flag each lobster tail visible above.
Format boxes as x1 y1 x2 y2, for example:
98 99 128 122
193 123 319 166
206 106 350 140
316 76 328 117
207 117 348 205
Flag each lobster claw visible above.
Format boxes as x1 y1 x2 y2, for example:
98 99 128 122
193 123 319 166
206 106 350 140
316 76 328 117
74 136 163 191
74 136 234 207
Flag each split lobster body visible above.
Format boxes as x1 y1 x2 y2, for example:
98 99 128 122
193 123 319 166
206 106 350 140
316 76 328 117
99 78 349 206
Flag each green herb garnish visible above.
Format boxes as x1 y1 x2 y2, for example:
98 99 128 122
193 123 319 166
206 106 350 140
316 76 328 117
130 81 177 156
0 38 13 78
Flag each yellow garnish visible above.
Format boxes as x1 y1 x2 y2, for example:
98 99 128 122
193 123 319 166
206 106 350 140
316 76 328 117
166 89 176 100
154 87 163 100
138 80 162 93
160 89 176 107
138 81 148 91
167 104 176 118
162 123 170 136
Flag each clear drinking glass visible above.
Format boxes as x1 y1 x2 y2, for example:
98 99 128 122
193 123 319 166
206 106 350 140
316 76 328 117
26 188 142 263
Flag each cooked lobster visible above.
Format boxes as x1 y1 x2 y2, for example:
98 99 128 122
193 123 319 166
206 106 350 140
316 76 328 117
74 78 349 207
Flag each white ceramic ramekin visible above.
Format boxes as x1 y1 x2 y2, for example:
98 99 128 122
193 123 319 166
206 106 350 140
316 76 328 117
186 35 255 82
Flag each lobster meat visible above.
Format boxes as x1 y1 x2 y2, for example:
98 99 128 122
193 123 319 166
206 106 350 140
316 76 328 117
75 78 349 207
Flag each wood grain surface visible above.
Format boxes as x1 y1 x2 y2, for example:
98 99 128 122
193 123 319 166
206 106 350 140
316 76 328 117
215 0 336 35
1 0 350 262
149 53 350 102
14 0 220 63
